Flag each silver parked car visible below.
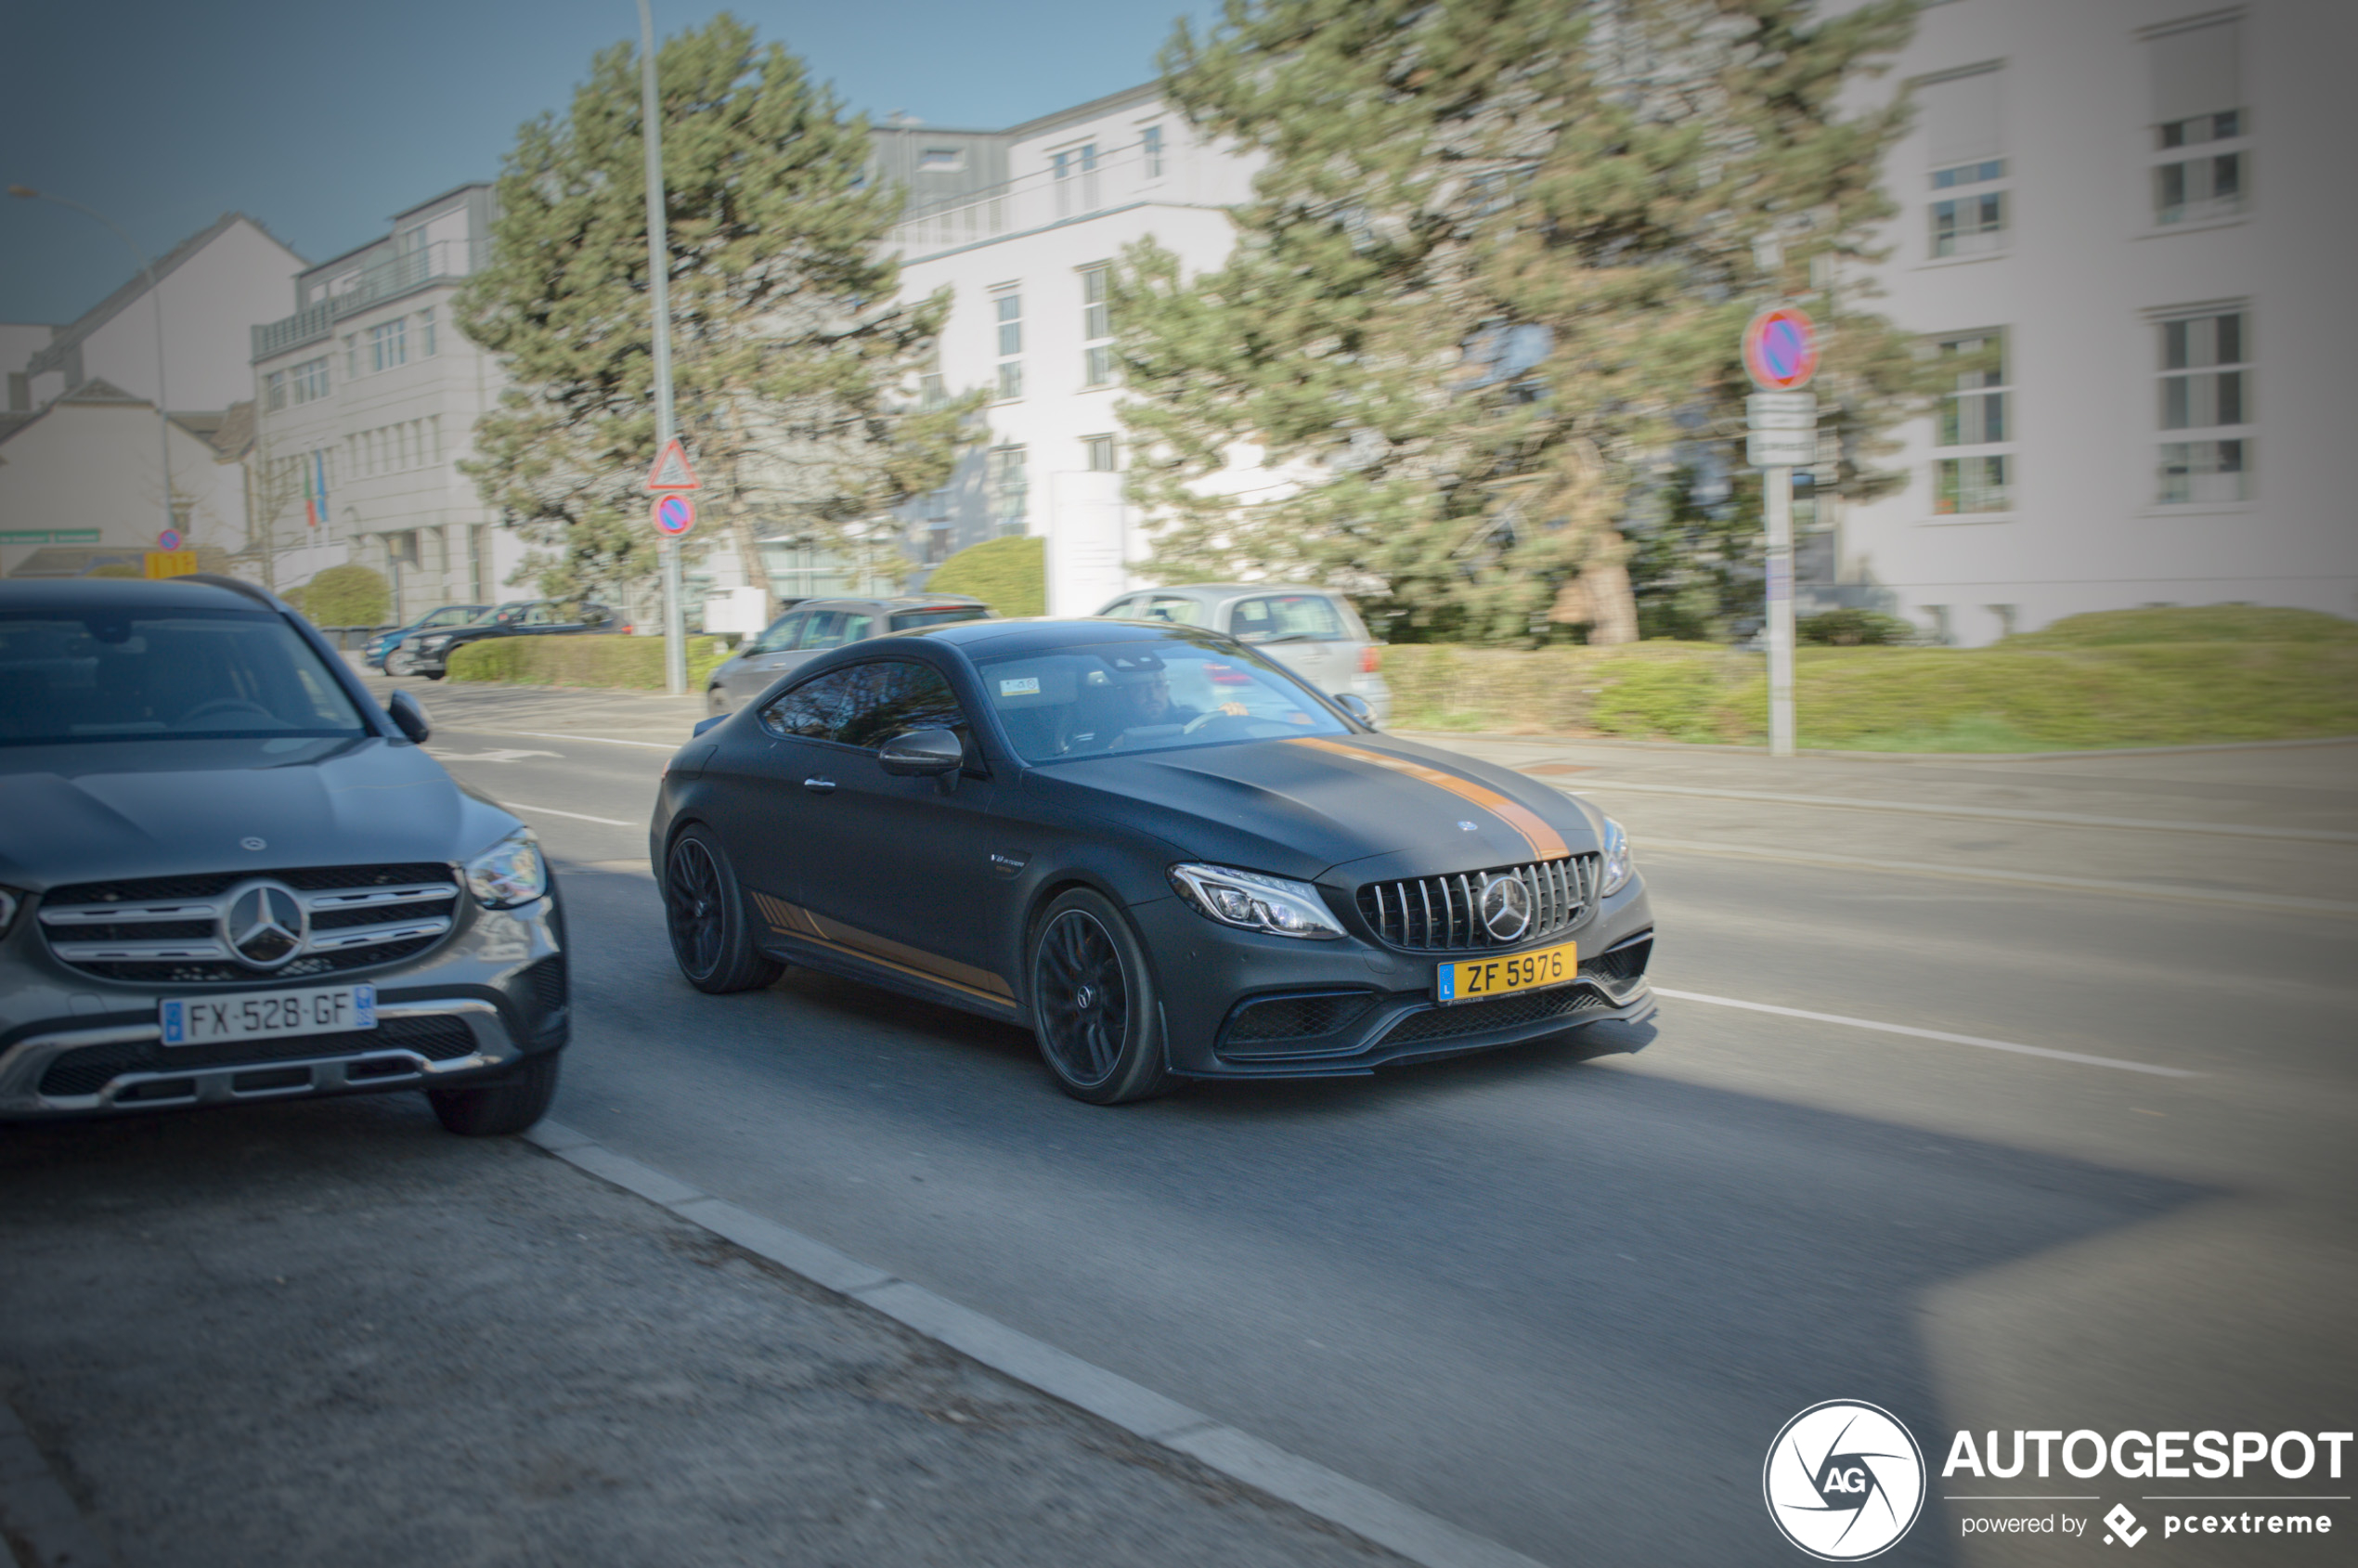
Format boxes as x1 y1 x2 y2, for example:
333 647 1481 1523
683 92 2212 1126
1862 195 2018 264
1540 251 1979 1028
705 594 994 714
1091 584 1391 723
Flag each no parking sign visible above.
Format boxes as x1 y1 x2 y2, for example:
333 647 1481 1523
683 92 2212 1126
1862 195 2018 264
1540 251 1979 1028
652 494 695 537
1743 306 1820 391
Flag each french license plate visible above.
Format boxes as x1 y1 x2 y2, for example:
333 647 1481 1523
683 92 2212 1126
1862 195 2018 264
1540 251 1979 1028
1436 941 1576 1005
160 984 376 1046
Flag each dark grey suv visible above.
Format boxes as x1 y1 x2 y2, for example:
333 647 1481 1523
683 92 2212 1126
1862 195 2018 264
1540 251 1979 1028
0 577 568 1133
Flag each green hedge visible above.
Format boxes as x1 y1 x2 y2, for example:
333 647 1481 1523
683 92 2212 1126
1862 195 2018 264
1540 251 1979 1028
1380 608 2358 751
447 634 734 692
288 564 390 627
926 535 1045 616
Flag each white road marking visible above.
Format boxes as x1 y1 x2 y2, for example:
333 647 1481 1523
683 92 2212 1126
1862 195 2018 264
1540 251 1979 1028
507 729 680 750
496 800 637 827
1636 836 2358 915
1651 988 2204 1078
1551 778 2358 844
427 747 563 763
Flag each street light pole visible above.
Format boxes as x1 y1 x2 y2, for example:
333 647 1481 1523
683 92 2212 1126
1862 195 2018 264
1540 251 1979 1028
635 1 687 696
8 186 175 540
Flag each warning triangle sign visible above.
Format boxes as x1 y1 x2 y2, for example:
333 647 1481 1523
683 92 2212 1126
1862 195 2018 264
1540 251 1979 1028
643 438 700 492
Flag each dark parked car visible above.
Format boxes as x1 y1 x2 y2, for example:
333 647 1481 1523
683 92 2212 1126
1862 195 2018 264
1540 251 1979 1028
0 576 568 1133
705 595 994 714
400 599 616 680
652 617 1652 1103
367 603 491 674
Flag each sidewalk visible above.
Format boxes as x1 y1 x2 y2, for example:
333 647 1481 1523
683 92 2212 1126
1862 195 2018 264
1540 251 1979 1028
0 1094 1405 1568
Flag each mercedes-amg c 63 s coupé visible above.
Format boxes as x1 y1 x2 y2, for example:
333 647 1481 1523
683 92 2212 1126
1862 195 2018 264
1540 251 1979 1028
651 618 1654 1103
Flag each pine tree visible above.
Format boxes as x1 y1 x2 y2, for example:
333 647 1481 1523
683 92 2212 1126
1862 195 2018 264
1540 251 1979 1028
458 14 977 604
1118 0 1923 645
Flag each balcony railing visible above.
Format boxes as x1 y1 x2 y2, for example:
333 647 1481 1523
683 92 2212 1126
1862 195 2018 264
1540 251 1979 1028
251 238 487 362
887 139 1155 256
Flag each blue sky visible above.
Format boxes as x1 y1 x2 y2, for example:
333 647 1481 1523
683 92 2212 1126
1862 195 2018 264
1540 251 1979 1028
0 0 1212 325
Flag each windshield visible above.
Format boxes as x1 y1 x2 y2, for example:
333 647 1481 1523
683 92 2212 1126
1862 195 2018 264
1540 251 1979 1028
419 605 482 628
976 638 1353 764
890 606 991 632
0 608 368 746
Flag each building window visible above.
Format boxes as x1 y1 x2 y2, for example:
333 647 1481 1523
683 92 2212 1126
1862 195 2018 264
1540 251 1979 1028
266 370 288 411
1931 330 2013 515
2156 306 2251 504
994 292 1021 400
919 372 946 409
917 147 965 173
988 446 1028 534
1083 434 1117 472
1052 143 1099 218
292 356 329 403
369 317 407 372
1142 124 1164 178
1916 63 2007 259
1081 263 1115 387
2147 17 2248 227
343 333 358 379
418 306 437 357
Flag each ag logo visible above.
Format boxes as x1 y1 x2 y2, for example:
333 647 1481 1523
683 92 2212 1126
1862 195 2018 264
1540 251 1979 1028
1764 1400 1925 1561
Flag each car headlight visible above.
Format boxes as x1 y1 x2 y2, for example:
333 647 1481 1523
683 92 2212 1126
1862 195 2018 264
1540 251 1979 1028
1168 863 1344 940
465 830 548 909
1600 818 1635 897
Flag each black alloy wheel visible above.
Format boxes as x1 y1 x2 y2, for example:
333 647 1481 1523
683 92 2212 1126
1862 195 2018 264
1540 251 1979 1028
665 825 783 993
1029 888 1170 1104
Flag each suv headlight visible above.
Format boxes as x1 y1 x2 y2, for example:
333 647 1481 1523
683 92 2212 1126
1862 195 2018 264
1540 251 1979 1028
1169 863 1344 940
1600 818 1635 897
466 830 548 908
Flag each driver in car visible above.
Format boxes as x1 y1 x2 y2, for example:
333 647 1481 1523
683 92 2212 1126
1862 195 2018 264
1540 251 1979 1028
1120 670 1248 730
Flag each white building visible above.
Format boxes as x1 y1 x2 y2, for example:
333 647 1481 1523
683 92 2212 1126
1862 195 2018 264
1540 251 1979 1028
879 84 1260 613
0 381 250 578
7 213 304 418
1815 0 2358 643
247 184 527 621
885 2 2350 642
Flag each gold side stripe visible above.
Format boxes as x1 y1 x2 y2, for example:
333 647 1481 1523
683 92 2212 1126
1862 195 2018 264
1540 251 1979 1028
1287 736 1569 861
752 889 1014 1004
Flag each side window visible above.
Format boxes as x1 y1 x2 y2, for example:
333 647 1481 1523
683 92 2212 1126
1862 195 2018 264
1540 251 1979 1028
522 604 558 627
836 659 969 750
758 667 867 742
1233 594 1344 641
839 613 876 644
1098 596 1140 619
1142 596 1206 626
753 612 808 654
801 612 850 650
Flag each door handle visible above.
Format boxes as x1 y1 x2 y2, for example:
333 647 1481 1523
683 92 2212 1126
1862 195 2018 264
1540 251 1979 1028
802 777 836 794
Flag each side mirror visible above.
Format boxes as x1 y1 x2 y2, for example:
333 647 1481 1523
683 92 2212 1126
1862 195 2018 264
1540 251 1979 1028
877 727 964 777
1334 692 1376 727
692 714 728 737
387 688 432 744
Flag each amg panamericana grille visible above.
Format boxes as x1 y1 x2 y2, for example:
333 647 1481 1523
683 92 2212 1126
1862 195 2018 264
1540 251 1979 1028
1355 854 1599 952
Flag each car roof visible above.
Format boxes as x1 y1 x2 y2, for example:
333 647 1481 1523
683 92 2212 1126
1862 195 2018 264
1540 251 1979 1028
1110 583 1340 603
0 577 279 614
788 595 989 612
908 616 1226 656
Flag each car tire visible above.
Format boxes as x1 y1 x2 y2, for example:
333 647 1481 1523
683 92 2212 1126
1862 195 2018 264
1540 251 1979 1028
706 685 731 717
1028 888 1172 1105
427 1051 560 1136
665 824 784 993
385 645 417 677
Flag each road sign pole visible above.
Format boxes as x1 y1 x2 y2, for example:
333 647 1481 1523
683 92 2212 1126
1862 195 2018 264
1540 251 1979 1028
638 0 686 697
1765 466 1795 758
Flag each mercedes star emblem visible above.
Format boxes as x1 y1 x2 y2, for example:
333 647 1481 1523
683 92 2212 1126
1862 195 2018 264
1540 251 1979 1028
1479 873 1534 942
223 880 305 969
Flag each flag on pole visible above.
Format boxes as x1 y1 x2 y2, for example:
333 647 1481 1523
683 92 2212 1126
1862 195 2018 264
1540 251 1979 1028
304 450 328 528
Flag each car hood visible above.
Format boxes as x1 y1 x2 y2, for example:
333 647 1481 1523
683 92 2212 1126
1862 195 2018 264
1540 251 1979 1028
0 737 519 894
1021 732 1603 884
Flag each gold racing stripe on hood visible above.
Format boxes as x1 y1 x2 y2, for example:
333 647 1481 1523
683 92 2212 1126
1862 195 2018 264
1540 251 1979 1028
1286 736 1569 861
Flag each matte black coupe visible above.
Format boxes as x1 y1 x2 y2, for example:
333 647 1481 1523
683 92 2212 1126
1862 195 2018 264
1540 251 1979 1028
650 619 1654 1103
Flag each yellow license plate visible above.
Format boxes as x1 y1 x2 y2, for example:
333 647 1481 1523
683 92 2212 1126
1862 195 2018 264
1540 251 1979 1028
1436 940 1577 1005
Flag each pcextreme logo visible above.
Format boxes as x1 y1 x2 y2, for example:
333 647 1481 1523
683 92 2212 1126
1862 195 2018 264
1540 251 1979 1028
1764 1400 1928 1561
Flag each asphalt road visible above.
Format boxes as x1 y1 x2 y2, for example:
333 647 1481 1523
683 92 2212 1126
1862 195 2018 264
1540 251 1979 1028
394 678 2358 1567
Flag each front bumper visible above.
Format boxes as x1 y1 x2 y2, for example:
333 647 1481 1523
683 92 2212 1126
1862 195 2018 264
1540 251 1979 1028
0 896 568 1121
1131 879 1656 1080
